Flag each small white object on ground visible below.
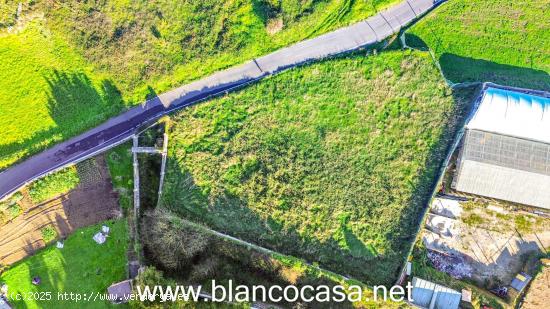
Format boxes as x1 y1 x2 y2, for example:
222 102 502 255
56 241 64 249
93 232 106 244
101 225 110 234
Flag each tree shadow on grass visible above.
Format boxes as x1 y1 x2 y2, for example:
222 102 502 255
439 53 550 91
159 158 402 286
0 71 124 170
141 208 356 309
151 85 481 287
45 70 124 136
403 32 550 91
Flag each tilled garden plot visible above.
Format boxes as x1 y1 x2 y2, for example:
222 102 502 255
0 156 120 266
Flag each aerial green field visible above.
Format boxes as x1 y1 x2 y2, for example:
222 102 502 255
0 0 398 170
406 0 550 90
40 0 398 101
0 19 124 169
0 220 128 309
159 50 466 285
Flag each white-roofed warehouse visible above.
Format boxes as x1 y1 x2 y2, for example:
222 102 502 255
452 85 550 209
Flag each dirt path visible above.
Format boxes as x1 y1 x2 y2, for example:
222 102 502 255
0 156 121 266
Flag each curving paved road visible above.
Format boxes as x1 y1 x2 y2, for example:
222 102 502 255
0 0 441 201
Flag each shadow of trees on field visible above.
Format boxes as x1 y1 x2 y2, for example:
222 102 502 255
142 208 356 309
0 70 124 170
155 157 404 286
45 70 124 136
403 32 550 91
439 53 550 91
145 82 483 289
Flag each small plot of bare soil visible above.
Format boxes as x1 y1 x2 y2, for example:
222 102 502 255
422 197 550 286
0 155 121 266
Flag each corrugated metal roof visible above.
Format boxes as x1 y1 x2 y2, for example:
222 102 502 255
462 130 550 176
411 277 461 309
467 87 550 144
412 277 436 308
454 160 550 209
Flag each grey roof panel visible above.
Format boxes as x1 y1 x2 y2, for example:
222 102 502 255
411 277 461 309
462 130 550 176
412 277 436 307
434 286 461 309
455 160 550 209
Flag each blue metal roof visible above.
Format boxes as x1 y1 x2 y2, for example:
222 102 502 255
411 277 461 309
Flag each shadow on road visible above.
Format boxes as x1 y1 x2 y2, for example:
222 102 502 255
0 71 124 170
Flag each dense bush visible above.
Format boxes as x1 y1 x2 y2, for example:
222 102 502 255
141 208 403 308
28 166 80 203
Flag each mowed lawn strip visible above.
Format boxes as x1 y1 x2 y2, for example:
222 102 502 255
407 0 550 90
0 220 128 309
160 50 462 285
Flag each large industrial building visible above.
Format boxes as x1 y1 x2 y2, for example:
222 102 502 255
452 85 550 209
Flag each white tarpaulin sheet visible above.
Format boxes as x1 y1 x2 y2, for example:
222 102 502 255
467 87 550 144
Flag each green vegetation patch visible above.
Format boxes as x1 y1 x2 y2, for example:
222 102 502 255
41 0 398 102
0 220 128 309
28 166 80 204
160 50 464 284
0 200 21 225
141 208 402 308
407 0 550 90
1 0 399 171
0 19 124 169
106 143 134 210
40 225 58 243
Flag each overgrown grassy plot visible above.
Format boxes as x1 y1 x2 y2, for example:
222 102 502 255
0 220 128 309
406 0 550 90
160 50 465 285
39 0 398 103
0 20 124 169
140 208 403 308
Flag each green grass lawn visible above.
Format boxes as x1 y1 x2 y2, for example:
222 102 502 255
406 0 550 90
0 0 400 171
159 50 466 285
41 0 399 102
0 220 128 309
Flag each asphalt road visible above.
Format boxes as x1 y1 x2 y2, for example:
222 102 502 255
0 0 439 201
